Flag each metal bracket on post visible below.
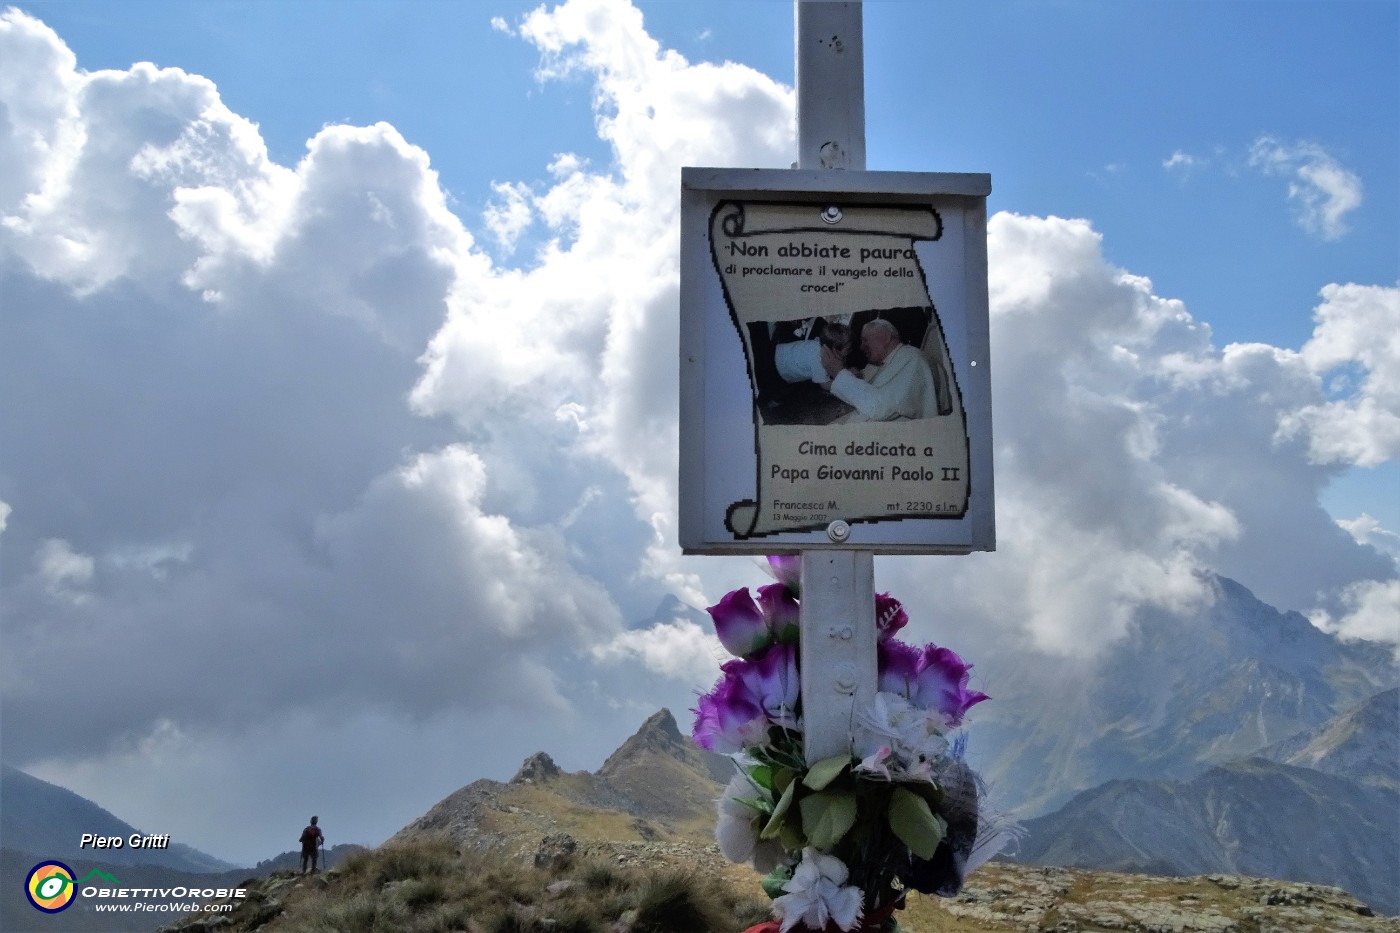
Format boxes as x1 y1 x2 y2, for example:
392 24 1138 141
795 0 873 767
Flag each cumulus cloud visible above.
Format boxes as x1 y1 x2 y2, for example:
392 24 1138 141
1313 579 1400 646
902 213 1245 653
1276 283 1400 467
0 4 632 776
411 0 795 602
445 1 1394 666
1248 136 1363 240
761 213 1394 660
591 615 722 684
962 214 1393 648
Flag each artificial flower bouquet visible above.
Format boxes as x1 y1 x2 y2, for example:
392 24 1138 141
691 556 1009 933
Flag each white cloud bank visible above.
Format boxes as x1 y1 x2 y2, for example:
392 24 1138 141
0 0 1395 860
0 5 635 766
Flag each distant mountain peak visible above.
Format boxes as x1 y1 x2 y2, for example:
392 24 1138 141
598 709 688 774
977 572 1397 816
511 751 563 785
653 593 687 615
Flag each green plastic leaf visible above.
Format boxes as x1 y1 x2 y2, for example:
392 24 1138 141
888 786 945 860
908 780 944 810
760 776 797 840
802 754 851 791
761 865 793 900
799 790 858 850
749 764 776 791
733 795 772 816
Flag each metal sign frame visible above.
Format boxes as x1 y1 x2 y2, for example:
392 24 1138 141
679 167 994 555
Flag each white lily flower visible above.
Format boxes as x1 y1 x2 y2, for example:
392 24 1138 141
852 691 949 781
773 848 864 932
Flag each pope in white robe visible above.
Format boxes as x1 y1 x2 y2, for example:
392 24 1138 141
823 319 946 421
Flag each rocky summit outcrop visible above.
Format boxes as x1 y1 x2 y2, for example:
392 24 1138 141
388 708 730 856
595 708 735 820
512 751 564 784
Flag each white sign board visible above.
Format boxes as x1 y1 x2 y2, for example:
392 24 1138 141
679 168 994 555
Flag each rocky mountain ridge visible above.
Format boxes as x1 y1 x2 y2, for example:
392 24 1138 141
1013 755 1399 914
388 708 732 855
1258 686 1399 789
162 843 1400 933
970 574 1398 816
384 688 1398 922
381 575 1400 922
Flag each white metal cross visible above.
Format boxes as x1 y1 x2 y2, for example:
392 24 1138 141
793 0 877 765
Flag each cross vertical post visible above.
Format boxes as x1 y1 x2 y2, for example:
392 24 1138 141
794 0 876 765
796 0 866 172
799 550 876 761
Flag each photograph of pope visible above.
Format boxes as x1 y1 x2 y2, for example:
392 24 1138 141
823 317 952 422
748 307 954 427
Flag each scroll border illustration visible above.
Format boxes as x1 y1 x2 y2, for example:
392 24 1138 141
706 199 971 540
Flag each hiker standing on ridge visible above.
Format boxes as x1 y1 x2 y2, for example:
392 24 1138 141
299 816 323 874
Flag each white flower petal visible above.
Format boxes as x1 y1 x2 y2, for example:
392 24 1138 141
715 771 766 864
715 810 757 863
808 848 850 885
775 849 865 932
829 885 865 931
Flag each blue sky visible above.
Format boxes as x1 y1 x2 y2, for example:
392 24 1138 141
2 0 1396 864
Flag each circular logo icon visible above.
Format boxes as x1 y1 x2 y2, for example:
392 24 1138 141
26 861 77 913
